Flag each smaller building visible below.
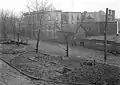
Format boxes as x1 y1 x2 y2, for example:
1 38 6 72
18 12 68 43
81 10 115 22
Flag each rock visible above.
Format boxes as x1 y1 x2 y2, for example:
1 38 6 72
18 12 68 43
62 57 69 60
28 56 35 61
83 61 93 66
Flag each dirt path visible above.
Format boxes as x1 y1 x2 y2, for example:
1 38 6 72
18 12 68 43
0 44 31 85
28 40 120 67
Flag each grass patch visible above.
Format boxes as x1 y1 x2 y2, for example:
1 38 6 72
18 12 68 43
2 41 120 85
10 51 120 85
10 51 64 79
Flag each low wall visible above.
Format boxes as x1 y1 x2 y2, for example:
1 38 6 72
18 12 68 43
81 22 117 36
99 22 117 35
31 21 118 40
60 22 117 38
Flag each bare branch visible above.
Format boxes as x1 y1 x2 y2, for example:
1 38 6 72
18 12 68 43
25 0 54 52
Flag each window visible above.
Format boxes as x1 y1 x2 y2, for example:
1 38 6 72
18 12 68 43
77 15 79 20
64 15 67 21
72 15 74 20
56 13 58 20
56 17 58 21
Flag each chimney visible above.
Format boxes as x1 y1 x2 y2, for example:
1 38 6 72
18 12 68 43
112 10 115 21
109 9 112 16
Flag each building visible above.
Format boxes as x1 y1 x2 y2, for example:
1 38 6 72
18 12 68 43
22 9 118 40
115 18 120 35
81 10 115 22
61 12 81 24
22 10 62 39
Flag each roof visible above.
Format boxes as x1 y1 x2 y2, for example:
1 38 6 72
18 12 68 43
57 24 85 38
23 10 62 16
63 12 81 13
62 24 82 33
56 24 79 34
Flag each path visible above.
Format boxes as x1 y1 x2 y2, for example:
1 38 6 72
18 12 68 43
28 40 120 67
0 44 31 85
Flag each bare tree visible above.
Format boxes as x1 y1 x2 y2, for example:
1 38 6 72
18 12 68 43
0 9 10 39
26 0 54 52
9 11 17 40
56 31 74 57
17 12 26 46
0 9 18 41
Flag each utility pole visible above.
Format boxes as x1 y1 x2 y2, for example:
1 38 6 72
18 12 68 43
104 8 108 63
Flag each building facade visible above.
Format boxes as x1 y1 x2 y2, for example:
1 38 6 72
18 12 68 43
22 10 62 39
81 10 115 22
61 12 81 24
22 9 117 39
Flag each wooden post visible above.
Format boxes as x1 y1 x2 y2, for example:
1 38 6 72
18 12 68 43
104 8 108 63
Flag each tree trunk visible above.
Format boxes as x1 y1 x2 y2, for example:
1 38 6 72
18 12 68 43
13 24 16 40
65 36 69 57
17 33 20 47
66 41 69 57
4 22 7 38
32 24 35 39
54 22 56 40
36 28 40 52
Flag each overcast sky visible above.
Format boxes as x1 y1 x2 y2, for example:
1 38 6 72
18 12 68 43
0 0 120 18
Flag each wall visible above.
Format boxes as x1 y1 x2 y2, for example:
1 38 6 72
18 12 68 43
23 11 62 39
80 22 117 36
68 12 81 24
99 22 117 35
81 22 100 36
62 12 81 24
61 22 117 37
118 21 120 33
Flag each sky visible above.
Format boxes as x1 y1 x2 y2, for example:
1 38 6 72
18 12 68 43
0 0 120 18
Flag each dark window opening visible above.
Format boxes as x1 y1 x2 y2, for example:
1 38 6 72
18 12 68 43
72 15 74 20
77 15 79 20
